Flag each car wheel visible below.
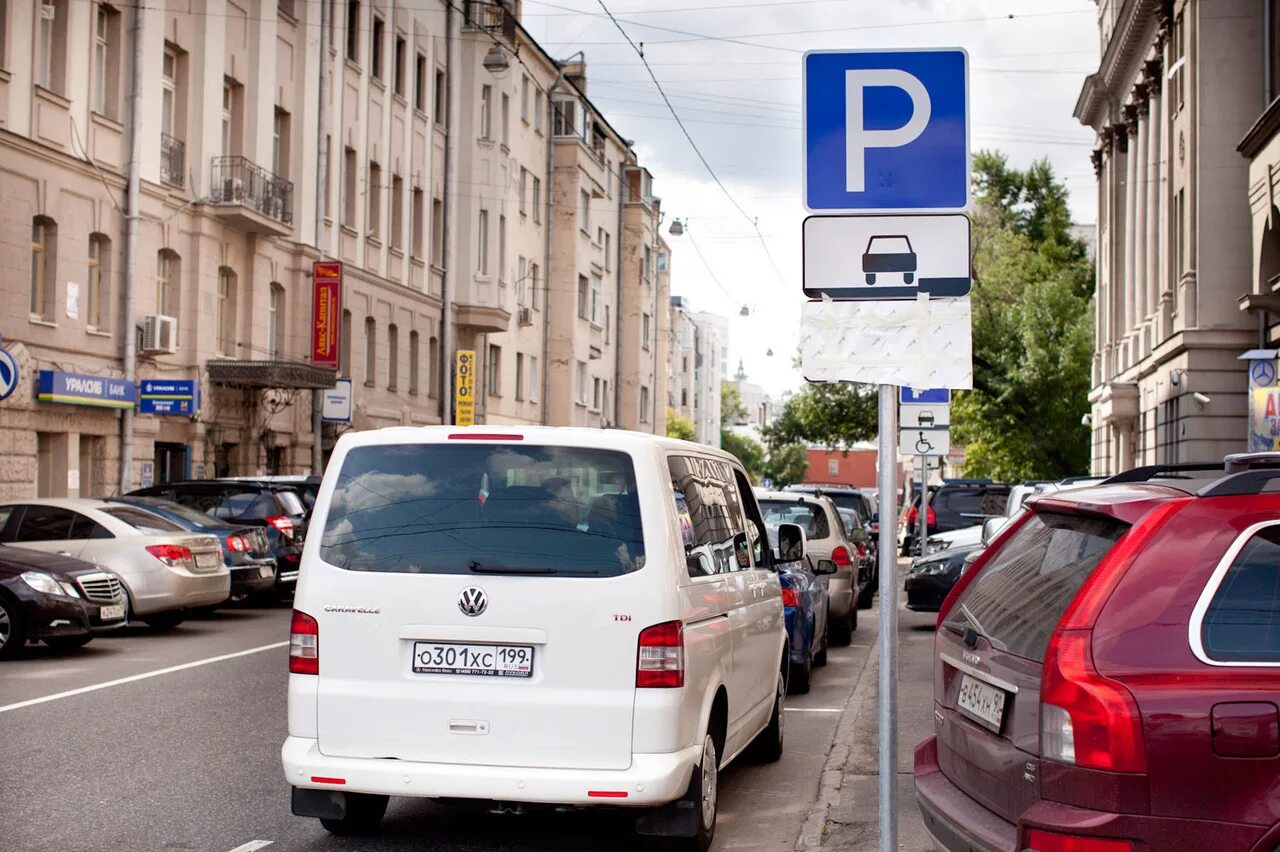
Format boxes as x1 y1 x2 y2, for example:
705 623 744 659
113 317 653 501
142 611 186 631
0 596 26 660
814 640 828 667
857 582 876 610
904 272 915 284
747 670 785 764
829 608 852 647
44 635 93 651
319 793 389 836
788 654 811 695
865 273 876 285
849 605 858 634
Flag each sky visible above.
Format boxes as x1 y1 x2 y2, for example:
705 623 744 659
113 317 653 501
520 0 1102 398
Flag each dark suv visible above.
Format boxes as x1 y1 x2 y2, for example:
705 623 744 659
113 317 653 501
126 481 308 599
915 454 1280 852
899 479 1009 556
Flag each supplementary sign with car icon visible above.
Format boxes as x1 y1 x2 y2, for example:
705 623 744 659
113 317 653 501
803 213 970 300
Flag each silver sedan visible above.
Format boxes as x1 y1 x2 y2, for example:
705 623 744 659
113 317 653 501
0 499 229 630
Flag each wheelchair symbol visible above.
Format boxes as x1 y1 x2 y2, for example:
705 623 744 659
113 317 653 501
914 431 935 454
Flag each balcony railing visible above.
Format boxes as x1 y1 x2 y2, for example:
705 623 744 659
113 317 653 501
464 0 516 39
160 133 185 188
209 156 293 226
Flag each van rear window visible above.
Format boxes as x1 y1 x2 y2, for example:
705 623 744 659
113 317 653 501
319 444 645 576
944 511 1128 662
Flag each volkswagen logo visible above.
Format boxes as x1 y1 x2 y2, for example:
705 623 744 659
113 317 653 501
458 586 488 617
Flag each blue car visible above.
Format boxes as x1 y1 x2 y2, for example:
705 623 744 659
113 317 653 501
770 525 835 694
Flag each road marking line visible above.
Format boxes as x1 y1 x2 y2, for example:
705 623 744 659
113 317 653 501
227 842 274 852
785 707 844 713
0 641 289 715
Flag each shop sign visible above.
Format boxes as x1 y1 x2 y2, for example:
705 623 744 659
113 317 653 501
139 379 199 416
0 337 18 402
311 262 342 368
37 370 135 409
321 379 353 423
455 350 476 427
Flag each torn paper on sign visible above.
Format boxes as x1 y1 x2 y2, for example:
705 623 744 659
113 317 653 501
800 293 973 388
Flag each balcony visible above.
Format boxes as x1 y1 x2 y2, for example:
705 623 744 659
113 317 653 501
160 133 185 188
463 0 516 40
208 156 294 235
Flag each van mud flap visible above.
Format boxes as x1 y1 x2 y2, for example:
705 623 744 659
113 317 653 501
634 797 699 837
291 786 348 820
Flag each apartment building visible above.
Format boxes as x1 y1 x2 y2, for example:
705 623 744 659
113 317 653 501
616 164 670 434
0 0 676 499
666 296 727 446
1076 0 1260 473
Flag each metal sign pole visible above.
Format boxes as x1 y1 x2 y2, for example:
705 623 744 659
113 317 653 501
919 455 929 554
877 385 898 852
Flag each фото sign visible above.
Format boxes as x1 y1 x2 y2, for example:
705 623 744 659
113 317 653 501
139 379 199 416
37 370 136 409
803 49 969 212
311 261 342 368
455 350 476 427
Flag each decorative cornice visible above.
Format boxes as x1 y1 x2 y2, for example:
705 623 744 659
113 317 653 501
1239 97 1280 159
1074 0 1163 126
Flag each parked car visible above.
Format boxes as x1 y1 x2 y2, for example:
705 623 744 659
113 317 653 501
0 499 227 629
758 491 860 645
903 543 982 613
768 524 833 695
224 475 323 515
838 508 877 609
0 545 127 658
784 484 876 530
899 479 1009 556
127 480 308 598
106 497 276 600
285 426 792 848
915 453 1280 852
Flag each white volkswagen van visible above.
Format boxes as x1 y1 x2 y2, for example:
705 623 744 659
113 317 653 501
283 427 797 850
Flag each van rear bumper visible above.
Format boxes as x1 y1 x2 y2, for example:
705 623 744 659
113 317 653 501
282 736 700 807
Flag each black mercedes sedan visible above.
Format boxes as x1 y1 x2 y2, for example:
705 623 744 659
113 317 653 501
0 545 127 658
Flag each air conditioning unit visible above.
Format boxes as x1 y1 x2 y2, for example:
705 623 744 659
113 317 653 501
518 306 533 326
141 315 178 354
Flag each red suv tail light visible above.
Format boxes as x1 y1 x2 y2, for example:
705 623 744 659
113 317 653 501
830 545 853 566
289 610 319 675
636 620 684 688
1040 629 1145 771
266 515 295 538
1024 828 1133 852
780 588 800 608
145 544 193 568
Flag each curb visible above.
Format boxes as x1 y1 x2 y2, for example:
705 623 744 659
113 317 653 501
794 630 881 851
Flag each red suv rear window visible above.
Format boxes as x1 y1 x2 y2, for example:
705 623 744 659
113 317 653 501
943 511 1128 661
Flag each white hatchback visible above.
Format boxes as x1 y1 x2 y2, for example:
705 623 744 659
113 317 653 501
283 427 798 849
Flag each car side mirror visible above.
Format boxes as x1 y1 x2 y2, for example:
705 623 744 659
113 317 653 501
776 522 807 563
814 559 838 575
981 518 1003 545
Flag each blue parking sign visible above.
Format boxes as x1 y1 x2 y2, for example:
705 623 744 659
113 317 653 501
804 49 968 212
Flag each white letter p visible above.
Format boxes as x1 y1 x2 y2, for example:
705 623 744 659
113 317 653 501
845 69 932 193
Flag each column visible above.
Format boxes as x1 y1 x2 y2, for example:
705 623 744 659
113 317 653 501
1093 145 1108 380
1123 109 1139 339
1132 93 1149 332
1111 127 1128 375
1146 80 1163 328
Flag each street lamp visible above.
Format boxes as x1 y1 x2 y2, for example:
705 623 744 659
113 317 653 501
668 218 685 236
482 45 510 75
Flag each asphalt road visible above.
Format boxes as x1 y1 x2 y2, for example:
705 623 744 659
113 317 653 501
0 593 926 852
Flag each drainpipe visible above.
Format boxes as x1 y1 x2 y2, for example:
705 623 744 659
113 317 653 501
541 66 567 422
440 2 459 425
311 0 330 474
612 158 623 428
118 4 145 494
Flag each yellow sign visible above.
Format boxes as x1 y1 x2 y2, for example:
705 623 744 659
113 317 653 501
455 349 476 426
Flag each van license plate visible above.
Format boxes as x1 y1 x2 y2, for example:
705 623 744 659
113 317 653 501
412 642 534 678
957 674 1006 732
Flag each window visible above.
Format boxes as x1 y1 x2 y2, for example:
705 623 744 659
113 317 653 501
501 93 510 146
92 4 120 117
1201 525 1280 663
13 505 81 542
515 352 525 401
642 312 651 350
87 234 109 329
391 174 404 250
640 386 650 422
529 356 539 401
604 305 610 343
943 512 1129 662
518 167 529 215
828 458 840 477
498 215 506 282
1174 188 1185 278
670 455 753 577
272 108 290 178
580 190 591 232
431 198 444 264
24 216 50 315
590 274 603 325
221 81 234 156
267 282 284 358
575 361 588 404
529 263 540 308
534 89 544 132
340 309 352 377
517 256 528 306
345 0 359 61
480 85 492 139
531 176 542 222
368 161 382 235
217 267 236 355
428 335 440 397
434 69 446 125
681 388 688 407
387 323 398 390
760 499 831 540
644 246 653 282
393 35 405 95
604 232 611 270
592 376 602 410
319 445 645 576
342 147 357 226
157 250 177 316
553 98 577 137
487 344 501 396
477 209 489 275
161 46 182 144
521 75 530 122
411 188 425 256
323 134 332 217
606 159 612 197
277 0 294 18
370 15 384 80
414 53 427 111
37 0 67 93
577 275 589 320
364 317 376 386
409 330 420 395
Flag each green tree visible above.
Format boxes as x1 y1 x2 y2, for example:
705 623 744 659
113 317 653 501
762 382 877 451
953 152 1095 481
721 382 748 425
763 442 809 488
720 430 766 482
666 407 696 442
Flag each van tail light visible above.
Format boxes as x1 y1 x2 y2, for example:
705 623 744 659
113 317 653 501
289 609 319 675
905 506 936 528
226 534 250 553
854 542 868 559
145 544 193 568
780 588 799 608
1024 828 1133 852
636 620 684 688
266 515 295 538
830 545 853 566
935 509 1035 628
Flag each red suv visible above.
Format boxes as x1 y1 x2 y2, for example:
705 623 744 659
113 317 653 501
915 454 1280 852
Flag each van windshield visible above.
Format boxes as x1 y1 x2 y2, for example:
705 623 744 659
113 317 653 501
319 444 645 576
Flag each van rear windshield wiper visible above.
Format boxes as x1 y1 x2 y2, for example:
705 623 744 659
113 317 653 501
468 561 558 575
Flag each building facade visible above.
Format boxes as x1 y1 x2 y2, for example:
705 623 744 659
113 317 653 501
665 296 727 446
1076 0 1261 474
0 0 680 501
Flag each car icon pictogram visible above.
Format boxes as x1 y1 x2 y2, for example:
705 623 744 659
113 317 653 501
862 235 917 285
